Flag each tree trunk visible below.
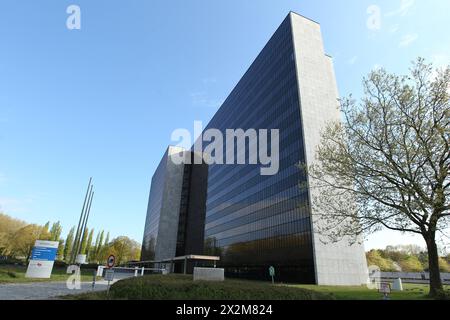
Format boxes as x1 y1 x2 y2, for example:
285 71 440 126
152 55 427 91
424 236 443 297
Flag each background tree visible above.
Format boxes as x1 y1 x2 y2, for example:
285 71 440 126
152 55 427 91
366 250 397 271
7 224 51 261
57 239 65 261
63 227 75 262
0 213 27 257
79 228 88 255
93 230 104 263
49 221 62 241
42 222 50 235
85 229 94 259
108 236 141 265
99 232 110 263
303 59 449 296
90 231 101 263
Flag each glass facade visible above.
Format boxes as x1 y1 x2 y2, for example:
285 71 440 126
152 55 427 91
202 15 315 283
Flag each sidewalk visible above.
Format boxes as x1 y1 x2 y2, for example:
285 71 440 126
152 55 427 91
0 280 116 300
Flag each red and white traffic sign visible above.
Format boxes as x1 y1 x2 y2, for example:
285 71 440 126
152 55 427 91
107 255 116 268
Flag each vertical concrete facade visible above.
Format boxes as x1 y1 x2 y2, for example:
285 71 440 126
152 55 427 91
290 12 368 285
141 147 209 264
154 146 186 261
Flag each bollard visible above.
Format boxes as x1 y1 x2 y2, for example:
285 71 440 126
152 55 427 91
134 267 138 277
141 266 145 276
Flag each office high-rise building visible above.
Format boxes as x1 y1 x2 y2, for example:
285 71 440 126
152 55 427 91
141 12 368 285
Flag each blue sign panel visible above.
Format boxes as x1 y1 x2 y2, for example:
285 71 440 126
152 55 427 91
30 246 58 261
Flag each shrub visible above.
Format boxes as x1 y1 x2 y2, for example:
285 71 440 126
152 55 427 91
398 256 424 272
0 269 18 278
366 250 397 271
7 271 17 278
432 289 450 300
105 275 333 300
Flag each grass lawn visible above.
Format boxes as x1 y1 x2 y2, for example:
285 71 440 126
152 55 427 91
61 274 450 300
0 264 99 284
290 283 450 300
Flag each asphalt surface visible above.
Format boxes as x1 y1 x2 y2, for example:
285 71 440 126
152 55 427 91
0 280 115 300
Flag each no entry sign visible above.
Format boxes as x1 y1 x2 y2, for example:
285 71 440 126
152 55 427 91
107 255 116 268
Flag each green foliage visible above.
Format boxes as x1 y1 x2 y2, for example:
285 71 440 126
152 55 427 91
0 212 140 265
433 289 450 300
63 227 75 262
0 213 28 256
366 250 397 271
438 257 450 272
366 246 450 272
89 230 104 263
7 224 51 260
0 269 18 279
79 228 89 255
85 229 94 258
49 222 62 241
97 232 110 263
57 239 65 260
106 275 333 300
107 236 141 265
398 256 424 272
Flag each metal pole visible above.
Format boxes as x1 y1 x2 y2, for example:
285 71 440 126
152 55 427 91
107 280 111 297
74 186 93 259
92 269 96 290
71 178 92 263
78 189 94 255
184 257 187 274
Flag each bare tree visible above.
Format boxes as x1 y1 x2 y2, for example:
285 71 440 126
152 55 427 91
302 58 449 296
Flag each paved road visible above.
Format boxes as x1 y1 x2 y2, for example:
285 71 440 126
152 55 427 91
0 280 115 300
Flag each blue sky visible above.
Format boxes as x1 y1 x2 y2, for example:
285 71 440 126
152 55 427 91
0 0 449 250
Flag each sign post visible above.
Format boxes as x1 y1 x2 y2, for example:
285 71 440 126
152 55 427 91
25 240 59 279
379 282 391 300
105 269 115 296
105 254 116 297
269 266 275 284
91 269 96 290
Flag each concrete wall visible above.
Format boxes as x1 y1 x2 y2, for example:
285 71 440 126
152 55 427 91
193 267 225 282
154 146 186 261
290 12 368 285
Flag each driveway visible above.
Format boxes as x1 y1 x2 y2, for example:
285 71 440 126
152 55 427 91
0 280 114 300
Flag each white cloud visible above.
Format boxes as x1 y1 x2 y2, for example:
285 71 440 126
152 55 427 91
202 77 217 85
0 194 39 214
385 0 415 17
398 33 418 47
347 56 358 65
389 24 400 34
0 197 25 213
190 92 223 109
